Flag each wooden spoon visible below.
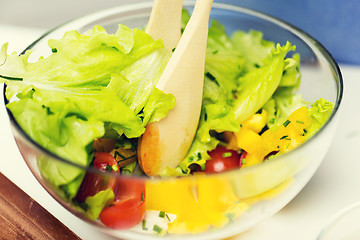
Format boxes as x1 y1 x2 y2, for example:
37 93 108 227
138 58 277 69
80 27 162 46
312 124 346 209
146 0 184 50
138 0 213 176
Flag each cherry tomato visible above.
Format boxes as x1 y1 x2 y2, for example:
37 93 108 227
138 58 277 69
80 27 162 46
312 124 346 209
205 146 240 173
100 178 146 229
93 152 119 172
75 152 119 203
114 178 145 202
99 197 145 229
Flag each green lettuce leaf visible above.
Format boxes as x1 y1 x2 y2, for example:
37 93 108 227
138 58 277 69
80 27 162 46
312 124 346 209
263 88 307 129
279 53 301 87
231 29 274 73
84 189 114 220
142 88 175 125
207 20 234 51
233 42 296 124
262 52 303 128
108 48 172 116
7 98 104 199
2 24 173 197
204 49 244 96
307 98 333 137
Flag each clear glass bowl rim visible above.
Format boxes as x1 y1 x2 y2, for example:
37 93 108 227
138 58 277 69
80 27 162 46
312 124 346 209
3 0 343 181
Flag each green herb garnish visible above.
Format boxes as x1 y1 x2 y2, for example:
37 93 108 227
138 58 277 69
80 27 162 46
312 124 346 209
153 224 163 234
114 151 126 159
280 135 288 140
283 120 291 127
222 152 232 158
205 72 220 86
159 211 165 218
142 220 148 230
0 74 23 81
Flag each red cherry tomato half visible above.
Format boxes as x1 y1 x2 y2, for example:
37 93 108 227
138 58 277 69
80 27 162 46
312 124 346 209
114 178 145 202
100 179 146 229
93 152 119 171
205 146 240 173
99 197 146 229
75 152 119 202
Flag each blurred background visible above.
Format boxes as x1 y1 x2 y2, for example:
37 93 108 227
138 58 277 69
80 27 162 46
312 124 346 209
0 0 359 64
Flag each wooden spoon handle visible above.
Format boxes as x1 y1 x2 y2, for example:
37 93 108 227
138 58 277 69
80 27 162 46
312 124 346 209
146 0 184 50
138 0 213 176
157 0 213 91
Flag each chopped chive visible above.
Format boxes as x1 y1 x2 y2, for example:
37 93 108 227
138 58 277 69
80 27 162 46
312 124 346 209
114 150 135 162
283 120 291 127
141 192 144 202
153 224 163 234
241 158 246 165
222 152 232 158
212 50 218 54
51 48 57 53
114 151 126 159
142 220 148 230
172 48 176 52
165 213 171 222
197 152 202 159
205 72 220 86
159 211 165 218
0 74 23 81
280 135 288 140
296 120 304 124
118 154 136 162
269 118 275 124
285 137 291 140
303 129 308 134
205 72 216 80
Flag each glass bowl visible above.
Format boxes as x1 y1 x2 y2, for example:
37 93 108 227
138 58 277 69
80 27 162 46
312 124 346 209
3 1 343 239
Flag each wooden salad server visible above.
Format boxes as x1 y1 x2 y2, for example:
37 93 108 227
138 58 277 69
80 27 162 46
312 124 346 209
138 0 213 176
145 0 184 50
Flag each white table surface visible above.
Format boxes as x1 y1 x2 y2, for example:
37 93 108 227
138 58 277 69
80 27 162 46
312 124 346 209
0 24 359 240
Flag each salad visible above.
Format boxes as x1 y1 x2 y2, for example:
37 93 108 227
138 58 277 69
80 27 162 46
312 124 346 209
0 9 333 236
